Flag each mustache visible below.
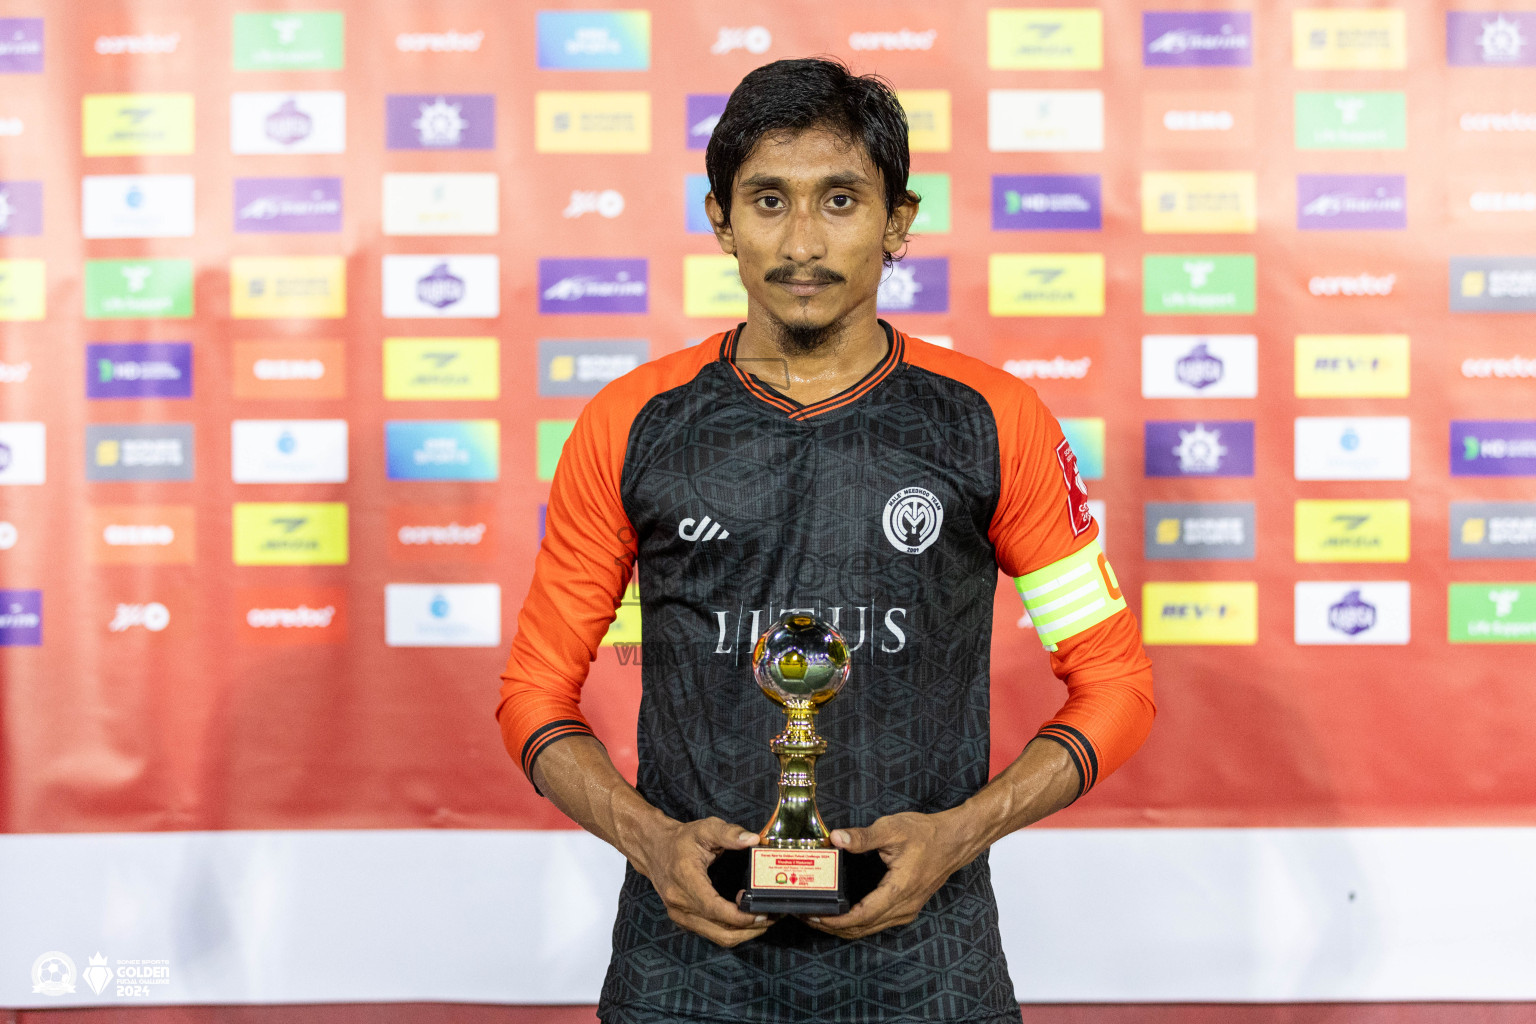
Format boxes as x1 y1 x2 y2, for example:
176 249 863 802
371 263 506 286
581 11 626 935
764 264 845 285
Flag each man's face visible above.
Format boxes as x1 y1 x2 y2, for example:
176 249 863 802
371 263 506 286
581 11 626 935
706 129 916 345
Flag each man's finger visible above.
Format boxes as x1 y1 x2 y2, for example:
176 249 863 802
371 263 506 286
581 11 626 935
808 869 904 931
673 856 768 928
830 825 878 854
697 818 761 852
672 910 771 949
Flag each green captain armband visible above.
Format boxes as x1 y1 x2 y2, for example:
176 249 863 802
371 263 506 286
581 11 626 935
1013 539 1127 651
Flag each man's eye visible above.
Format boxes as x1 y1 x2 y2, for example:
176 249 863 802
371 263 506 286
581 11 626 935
758 196 783 209
829 195 853 209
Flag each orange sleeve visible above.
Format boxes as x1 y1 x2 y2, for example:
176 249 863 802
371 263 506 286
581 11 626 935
495 340 717 783
905 337 1156 798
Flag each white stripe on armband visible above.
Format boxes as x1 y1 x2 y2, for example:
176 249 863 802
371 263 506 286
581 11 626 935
1014 539 1127 651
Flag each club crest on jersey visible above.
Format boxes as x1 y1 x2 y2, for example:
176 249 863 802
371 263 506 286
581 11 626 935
883 487 944 555
1055 438 1093 537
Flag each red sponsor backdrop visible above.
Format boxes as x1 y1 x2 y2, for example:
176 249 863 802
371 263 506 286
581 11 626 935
0 0 1533 844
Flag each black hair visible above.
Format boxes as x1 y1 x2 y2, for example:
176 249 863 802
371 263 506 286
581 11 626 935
705 57 917 257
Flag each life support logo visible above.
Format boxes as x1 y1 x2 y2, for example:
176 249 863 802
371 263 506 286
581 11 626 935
883 487 944 554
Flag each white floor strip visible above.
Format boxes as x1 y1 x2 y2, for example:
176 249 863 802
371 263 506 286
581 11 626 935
2 827 1533 1008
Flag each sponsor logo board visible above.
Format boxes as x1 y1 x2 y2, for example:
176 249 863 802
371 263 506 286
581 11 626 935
1294 417 1411 481
988 90 1102 152
382 255 499 319
1295 500 1410 563
234 176 342 233
1059 418 1105 480
1449 583 1536 643
1143 11 1253 66
1452 420 1536 476
907 173 950 233
992 174 1101 231
88 505 195 564
877 258 948 314
232 502 348 565
538 339 648 397
1143 254 1255 314
0 589 41 646
232 11 344 71
85 423 193 481
536 10 650 70
1142 582 1258 644
230 92 346 154
82 93 193 156
1145 501 1255 561
82 174 195 238
233 339 345 400
897 90 951 152
1451 256 1536 312
1142 171 1256 233
683 254 747 317
385 94 495 150
385 583 501 647
0 259 44 320
1295 582 1410 645
989 253 1104 316
1293 9 1406 69
385 420 499 481
84 259 192 319
685 94 727 150
1295 91 1406 150
0 422 45 484
237 586 346 645
1447 12 1536 66
387 504 496 563
535 91 650 153
1294 334 1409 397
537 419 575 481
1141 91 1255 151
86 342 193 399
1141 335 1257 398
540 258 647 315
383 337 499 400
1450 502 1536 559
230 256 345 319
231 420 348 484
0 180 41 236
1297 174 1407 230
1145 420 1255 478
988 8 1102 69
381 172 497 236
0 18 44 73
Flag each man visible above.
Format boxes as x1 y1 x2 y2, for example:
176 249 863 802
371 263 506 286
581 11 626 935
498 58 1155 1024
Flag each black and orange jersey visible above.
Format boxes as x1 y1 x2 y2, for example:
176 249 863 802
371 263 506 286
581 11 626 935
498 323 1155 1024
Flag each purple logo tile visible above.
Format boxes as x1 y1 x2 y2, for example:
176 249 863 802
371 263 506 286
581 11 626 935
1298 174 1406 230
234 177 342 233
86 342 193 399
0 19 44 73
0 181 42 236
1143 11 1252 66
992 174 1101 231
1145 420 1255 477
1447 12 1536 66
686 94 728 150
539 259 648 315
877 257 948 313
0 589 41 645
1454 420 1536 476
386 95 495 150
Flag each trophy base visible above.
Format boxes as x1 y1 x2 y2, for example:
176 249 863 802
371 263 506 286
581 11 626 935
737 847 849 916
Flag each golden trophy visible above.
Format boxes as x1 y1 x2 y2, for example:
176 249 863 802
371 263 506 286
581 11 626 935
737 611 851 915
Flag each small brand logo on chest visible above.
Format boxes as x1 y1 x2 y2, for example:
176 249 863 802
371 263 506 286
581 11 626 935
678 515 730 543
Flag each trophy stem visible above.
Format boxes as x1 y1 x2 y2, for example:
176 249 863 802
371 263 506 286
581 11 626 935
759 702 831 849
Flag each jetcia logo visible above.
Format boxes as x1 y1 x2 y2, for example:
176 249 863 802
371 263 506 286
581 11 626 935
883 487 944 554
678 515 730 543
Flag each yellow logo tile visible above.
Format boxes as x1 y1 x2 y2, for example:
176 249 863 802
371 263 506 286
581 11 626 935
989 253 1104 316
383 338 499 400
1293 10 1407 69
683 254 748 318
1142 582 1258 645
898 90 952 153
233 502 349 566
1142 172 1257 234
988 9 1103 70
230 257 347 320
82 93 194 156
1295 500 1410 563
535 91 651 153
0 260 45 321
1294 335 1409 397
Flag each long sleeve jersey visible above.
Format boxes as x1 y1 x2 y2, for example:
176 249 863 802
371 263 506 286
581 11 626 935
497 323 1155 1024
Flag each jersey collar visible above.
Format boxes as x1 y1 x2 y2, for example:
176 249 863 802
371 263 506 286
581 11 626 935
720 320 906 422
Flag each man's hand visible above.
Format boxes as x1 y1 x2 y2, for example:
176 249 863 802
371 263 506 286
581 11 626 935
804 811 976 940
631 816 773 948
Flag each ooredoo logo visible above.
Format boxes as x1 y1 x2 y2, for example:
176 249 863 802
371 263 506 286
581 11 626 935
237 587 346 645
387 504 496 563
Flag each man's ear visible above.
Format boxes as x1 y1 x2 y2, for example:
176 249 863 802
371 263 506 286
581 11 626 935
705 192 736 256
882 189 921 254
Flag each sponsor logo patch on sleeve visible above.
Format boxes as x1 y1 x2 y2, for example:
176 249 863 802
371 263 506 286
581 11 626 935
1055 438 1093 536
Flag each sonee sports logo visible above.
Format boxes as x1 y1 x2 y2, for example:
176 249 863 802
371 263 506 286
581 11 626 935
883 487 944 554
